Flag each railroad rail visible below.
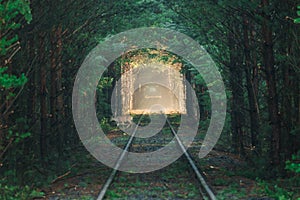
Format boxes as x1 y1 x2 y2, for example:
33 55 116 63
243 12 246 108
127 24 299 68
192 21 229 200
166 118 216 200
97 115 217 200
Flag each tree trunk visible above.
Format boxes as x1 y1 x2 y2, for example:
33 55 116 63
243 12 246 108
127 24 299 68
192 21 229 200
50 26 57 129
261 0 281 166
228 29 245 156
39 33 47 162
56 25 64 159
50 24 64 163
242 13 260 152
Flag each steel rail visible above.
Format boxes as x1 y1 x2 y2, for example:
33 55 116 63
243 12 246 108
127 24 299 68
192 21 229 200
97 116 143 200
166 118 217 200
97 115 216 200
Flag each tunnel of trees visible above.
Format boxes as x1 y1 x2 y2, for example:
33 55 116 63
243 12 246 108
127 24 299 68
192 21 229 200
0 0 299 199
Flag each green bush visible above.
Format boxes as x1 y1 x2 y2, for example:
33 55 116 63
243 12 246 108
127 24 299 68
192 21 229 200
295 6 300 23
0 180 44 200
256 179 294 200
285 152 300 174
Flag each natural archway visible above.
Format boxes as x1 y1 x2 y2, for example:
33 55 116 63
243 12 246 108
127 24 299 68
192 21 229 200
131 83 180 114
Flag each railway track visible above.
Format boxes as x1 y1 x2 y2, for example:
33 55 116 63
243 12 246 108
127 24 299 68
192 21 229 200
97 115 217 200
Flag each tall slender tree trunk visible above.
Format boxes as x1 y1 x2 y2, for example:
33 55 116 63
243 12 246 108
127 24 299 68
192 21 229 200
50 25 64 162
228 30 245 156
294 80 300 153
50 26 57 129
56 25 64 159
261 0 281 166
250 23 259 110
242 14 260 152
27 38 36 128
39 33 47 162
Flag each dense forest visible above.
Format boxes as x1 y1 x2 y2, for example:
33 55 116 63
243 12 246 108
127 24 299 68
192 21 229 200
0 0 300 199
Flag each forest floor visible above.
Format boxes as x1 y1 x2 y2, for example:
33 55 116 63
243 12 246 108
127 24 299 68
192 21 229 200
35 130 296 200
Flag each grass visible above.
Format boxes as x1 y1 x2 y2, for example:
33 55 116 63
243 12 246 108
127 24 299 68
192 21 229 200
80 195 95 200
216 183 247 200
213 178 233 186
104 159 201 199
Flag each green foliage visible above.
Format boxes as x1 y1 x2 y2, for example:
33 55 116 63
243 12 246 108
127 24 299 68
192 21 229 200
213 178 233 186
295 6 300 23
0 35 18 56
0 67 27 89
0 0 32 24
96 76 113 125
285 152 300 173
0 180 44 200
106 190 122 199
0 0 32 55
256 179 294 200
0 2 32 195
0 0 32 89
6 129 31 143
80 195 94 200
100 117 112 133
0 0 298 199
216 183 246 200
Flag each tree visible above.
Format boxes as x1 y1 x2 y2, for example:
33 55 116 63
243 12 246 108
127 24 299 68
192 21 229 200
294 5 300 23
0 0 32 167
